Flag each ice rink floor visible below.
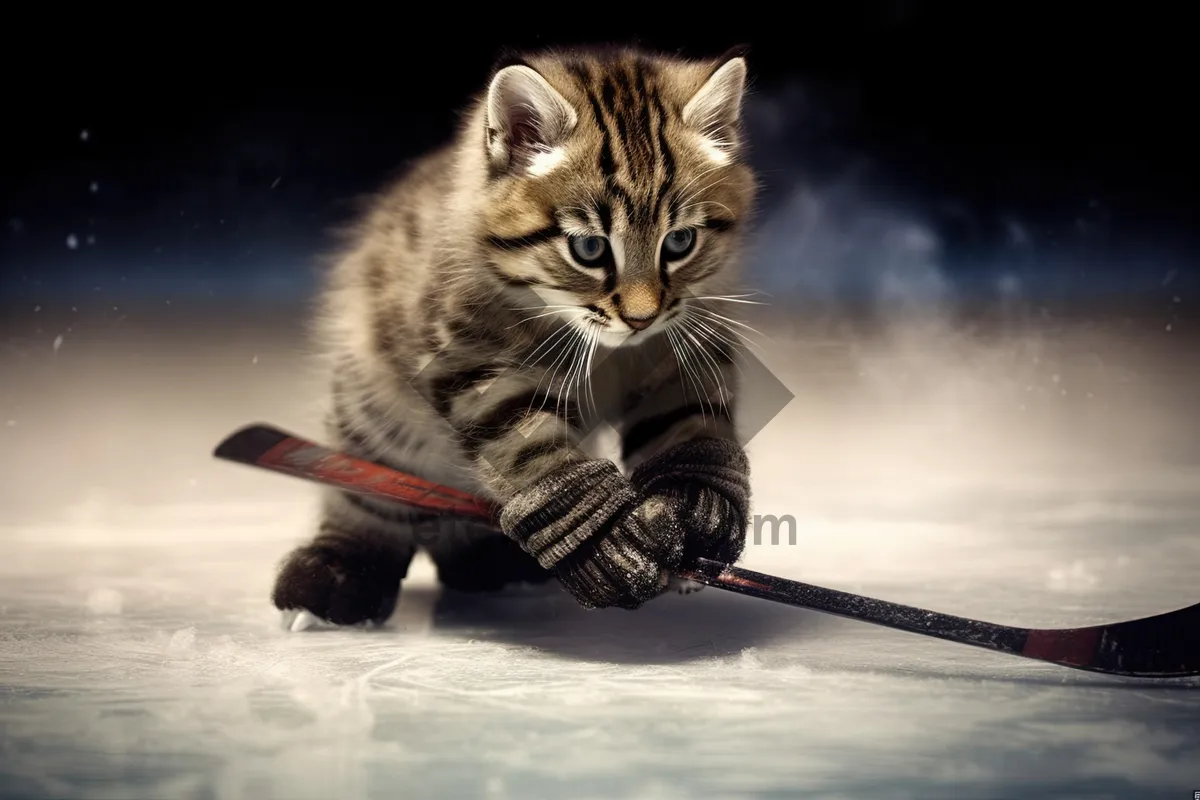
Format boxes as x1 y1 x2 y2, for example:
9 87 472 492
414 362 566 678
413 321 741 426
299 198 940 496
2 303 1198 799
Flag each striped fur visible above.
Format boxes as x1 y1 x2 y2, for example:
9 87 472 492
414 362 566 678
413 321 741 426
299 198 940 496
277 45 758 619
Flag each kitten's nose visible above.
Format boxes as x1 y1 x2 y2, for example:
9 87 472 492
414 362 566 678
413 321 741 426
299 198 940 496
619 311 658 331
616 284 662 331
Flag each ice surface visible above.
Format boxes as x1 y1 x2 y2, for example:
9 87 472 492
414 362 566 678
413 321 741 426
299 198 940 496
1 305 1198 799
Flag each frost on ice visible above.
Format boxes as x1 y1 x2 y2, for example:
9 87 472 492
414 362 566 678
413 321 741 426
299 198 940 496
168 627 197 652
85 588 123 616
1046 560 1100 593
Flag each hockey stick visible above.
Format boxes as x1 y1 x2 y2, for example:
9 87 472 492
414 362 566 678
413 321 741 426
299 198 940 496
214 423 1200 679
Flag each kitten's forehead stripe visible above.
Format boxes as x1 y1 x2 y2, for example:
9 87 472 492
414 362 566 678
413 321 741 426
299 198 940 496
561 55 679 231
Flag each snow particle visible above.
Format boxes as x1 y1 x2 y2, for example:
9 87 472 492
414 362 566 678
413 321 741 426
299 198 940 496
89 181 99 193
1166 323 1173 332
66 234 79 249
86 234 96 245
79 129 90 142
52 334 63 353
1047 561 1099 593
86 588 123 615
270 176 282 189
33 305 40 313
251 355 258 365
5 420 15 427
168 627 197 651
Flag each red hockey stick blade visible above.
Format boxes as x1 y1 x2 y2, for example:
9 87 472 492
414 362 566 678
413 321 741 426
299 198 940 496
213 423 499 520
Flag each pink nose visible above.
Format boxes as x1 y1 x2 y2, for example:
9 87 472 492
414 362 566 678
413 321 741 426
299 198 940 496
620 312 657 331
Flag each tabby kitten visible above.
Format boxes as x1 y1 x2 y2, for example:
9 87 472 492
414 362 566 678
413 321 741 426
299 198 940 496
273 45 758 625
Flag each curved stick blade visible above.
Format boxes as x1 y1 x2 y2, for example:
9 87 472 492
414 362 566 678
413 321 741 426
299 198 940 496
1026 601 1200 678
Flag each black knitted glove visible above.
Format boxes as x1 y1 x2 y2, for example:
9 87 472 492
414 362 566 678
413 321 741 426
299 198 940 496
499 459 686 609
630 437 751 566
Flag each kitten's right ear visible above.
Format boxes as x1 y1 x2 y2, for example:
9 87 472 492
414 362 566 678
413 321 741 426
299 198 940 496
485 64 577 175
683 49 749 163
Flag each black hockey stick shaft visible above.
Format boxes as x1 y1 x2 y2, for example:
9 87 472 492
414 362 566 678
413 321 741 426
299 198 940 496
214 423 1200 679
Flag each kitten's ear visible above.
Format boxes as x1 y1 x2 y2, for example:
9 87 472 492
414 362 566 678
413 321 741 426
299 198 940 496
682 49 749 161
485 64 577 174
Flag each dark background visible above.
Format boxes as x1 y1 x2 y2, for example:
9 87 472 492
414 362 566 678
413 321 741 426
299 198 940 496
2 2 1196 309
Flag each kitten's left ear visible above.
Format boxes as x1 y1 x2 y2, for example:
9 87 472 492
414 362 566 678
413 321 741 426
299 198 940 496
683 48 749 161
485 63 578 175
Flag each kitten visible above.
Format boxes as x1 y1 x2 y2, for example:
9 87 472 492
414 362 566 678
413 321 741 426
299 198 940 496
273 45 758 625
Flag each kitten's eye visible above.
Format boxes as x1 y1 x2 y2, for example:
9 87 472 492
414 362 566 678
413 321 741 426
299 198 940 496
662 228 696 260
568 235 609 266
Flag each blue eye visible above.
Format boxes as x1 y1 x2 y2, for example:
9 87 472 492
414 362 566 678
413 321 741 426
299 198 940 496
662 228 695 259
569 235 608 265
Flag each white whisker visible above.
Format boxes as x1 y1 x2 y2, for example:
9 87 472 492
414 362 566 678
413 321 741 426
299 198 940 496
680 312 747 382
557 329 589 421
684 295 768 306
506 309 573 329
685 306 765 354
688 306 766 339
582 325 600 419
521 317 581 368
677 321 731 411
539 331 581 419
668 327 711 421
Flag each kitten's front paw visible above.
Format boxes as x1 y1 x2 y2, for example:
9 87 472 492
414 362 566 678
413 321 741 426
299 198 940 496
272 538 409 627
554 495 685 610
631 437 751 566
499 460 685 610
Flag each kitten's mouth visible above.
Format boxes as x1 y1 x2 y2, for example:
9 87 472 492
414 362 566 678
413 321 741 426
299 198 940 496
571 300 685 347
